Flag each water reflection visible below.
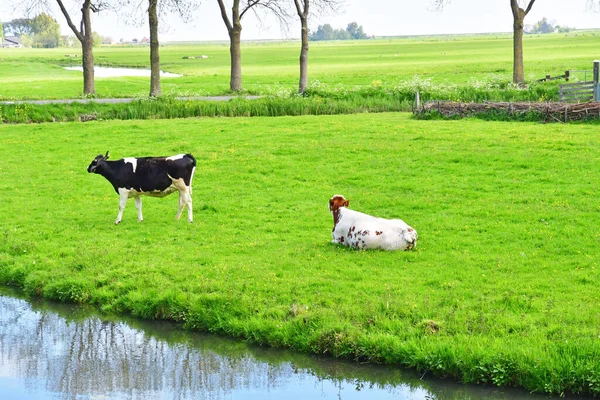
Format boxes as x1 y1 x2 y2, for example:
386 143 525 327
63 66 182 78
0 287 549 400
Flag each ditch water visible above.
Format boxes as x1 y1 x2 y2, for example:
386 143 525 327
0 287 553 400
63 66 182 78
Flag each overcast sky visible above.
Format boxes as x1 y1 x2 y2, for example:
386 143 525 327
1 0 599 42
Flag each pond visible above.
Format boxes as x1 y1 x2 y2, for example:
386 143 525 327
63 66 182 78
0 287 549 400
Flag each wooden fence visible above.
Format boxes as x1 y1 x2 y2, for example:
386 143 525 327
559 60 600 102
559 81 595 102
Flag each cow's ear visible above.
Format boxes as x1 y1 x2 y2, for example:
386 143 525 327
345 200 350 208
105 151 110 160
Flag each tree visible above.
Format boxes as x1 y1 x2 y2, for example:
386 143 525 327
510 0 536 84
293 0 310 94
119 0 196 97
0 21 4 43
3 14 60 48
148 0 161 96
19 1 108 94
531 17 554 34
216 0 288 92
31 13 61 47
3 18 35 36
430 0 536 84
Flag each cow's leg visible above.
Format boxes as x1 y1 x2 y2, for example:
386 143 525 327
133 195 143 222
176 191 185 221
183 187 193 223
116 188 130 224
172 178 193 222
175 189 193 222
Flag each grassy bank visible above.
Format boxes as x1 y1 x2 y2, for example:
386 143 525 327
0 113 598 395
0 82 556 124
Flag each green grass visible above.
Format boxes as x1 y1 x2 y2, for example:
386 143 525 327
0 32 598 100
0 113 599 395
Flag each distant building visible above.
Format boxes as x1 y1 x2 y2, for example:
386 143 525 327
3 36 23 48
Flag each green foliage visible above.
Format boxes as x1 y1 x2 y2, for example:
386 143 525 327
31 13 61 48
0 113 599 395
2 13 60 48
530 17 555 34
309 22 369 41
3 18 34 36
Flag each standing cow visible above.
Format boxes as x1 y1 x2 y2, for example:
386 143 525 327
87 151 196 224
329 194 417 250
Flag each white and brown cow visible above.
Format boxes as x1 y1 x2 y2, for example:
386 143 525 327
329 194 417 250
87 151 196 224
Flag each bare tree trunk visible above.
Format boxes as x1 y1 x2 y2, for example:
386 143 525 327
82 35 95 94
56 0 95 95
229 25 242 92
512 11 525 84
510 0 536 85
298 14 309 94
149 0 161 97
217 0 246 92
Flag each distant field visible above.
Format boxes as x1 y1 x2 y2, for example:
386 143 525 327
1 114 599 395
1 32 599 99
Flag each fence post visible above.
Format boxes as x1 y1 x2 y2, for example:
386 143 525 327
594 60 599 101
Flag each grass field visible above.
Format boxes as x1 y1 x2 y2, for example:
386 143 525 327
0 32 599 99
1 113 599 395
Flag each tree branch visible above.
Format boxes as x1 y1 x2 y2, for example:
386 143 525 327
239 0 261 20
523 0 536 16
216 0 233 31
55 0 84 41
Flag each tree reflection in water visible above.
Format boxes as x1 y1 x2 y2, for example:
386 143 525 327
0 290 541 400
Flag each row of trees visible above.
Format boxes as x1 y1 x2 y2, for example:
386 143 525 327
3 13 61 47
3 15 113 47
15 0 342 96
11 1 600 97
309 22 368 41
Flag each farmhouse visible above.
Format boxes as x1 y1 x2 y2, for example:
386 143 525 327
3 36 23 48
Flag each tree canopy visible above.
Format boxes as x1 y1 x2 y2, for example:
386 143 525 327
309 21 368 41
3 13 60 47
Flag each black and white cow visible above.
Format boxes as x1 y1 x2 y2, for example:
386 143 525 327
87 151 196 224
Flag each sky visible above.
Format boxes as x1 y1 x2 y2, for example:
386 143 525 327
1 0 600 42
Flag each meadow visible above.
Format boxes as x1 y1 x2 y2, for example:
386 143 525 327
1 32 599 100
1 113 599 395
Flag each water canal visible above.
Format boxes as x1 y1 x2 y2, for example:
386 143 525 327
0 287 555 400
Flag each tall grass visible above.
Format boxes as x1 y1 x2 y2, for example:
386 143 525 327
0 76 563 124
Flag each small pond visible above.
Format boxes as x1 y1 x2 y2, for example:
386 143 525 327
64 66 182 78
0 287 551 400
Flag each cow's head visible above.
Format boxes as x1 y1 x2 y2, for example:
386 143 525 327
87 151 110 173
329 194 350 212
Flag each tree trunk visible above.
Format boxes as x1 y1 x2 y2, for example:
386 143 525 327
229 25 242 92
299 15 309 94
79 0 95 95
510 0 536 85
149 0 161 97
81 35 95 95
512 12 525 84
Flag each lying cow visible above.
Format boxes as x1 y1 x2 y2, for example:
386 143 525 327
329 194 417 250
87 151 196 224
